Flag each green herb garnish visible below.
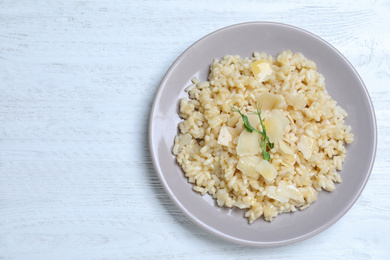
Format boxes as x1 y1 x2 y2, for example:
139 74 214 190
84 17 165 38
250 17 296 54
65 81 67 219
231 105 274 161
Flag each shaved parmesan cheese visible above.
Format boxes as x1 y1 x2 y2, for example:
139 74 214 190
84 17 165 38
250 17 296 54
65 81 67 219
217 126 233 147
266 186 289 203
246 114 260 129
266 181 303 203
256 92 284 110
278 140 294 155
250 60 273 82
277 181 304 202
237 156 262 178
297 135 314 160
285 94 306 110
236 130 262 156
255 160 277 181
263 110 289 143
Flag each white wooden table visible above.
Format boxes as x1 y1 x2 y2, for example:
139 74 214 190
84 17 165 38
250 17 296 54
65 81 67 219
1 0 389 259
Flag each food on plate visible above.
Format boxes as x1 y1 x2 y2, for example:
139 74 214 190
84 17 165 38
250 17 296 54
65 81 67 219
172 50 354 223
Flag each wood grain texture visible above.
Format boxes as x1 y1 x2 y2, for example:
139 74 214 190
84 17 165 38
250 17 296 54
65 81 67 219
0 0 389 259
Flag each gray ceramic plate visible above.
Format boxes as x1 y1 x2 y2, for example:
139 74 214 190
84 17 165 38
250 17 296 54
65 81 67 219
149 22 377 246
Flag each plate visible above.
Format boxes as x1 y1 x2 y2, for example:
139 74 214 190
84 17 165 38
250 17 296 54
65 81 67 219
148 22 377 246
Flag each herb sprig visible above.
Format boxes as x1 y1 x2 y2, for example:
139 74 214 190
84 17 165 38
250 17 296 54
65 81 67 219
231 105 274 161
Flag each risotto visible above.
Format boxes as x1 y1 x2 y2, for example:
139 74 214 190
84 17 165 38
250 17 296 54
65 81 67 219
172 50 354 223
